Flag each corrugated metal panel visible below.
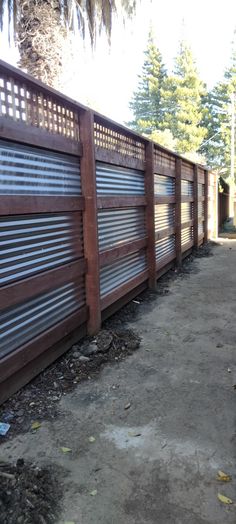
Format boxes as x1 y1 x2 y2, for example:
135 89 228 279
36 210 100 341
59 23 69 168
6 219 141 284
181 180 193 196
0 279 85 358
181 203 193 223
154 174 175 196
198 222 204 235
0 213 83 286
98 208 146 252
155 235 175 261
182 227 193 245
96 162 145 195
100 250 147 297
0 140 81 195
198 183 204 196
198 201 204 218
155 204 175 232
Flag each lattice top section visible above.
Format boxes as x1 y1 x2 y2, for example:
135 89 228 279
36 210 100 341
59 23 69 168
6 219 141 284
154 147 175 170
94 120 145 162
182 161 194 179
198 168 205 184
0 74 79 140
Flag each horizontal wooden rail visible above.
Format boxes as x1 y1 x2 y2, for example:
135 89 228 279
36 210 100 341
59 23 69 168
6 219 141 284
0 118 83 156
156 252 176 271
0 306 88 383
97 196 146 209
181 240 194 252
95 146 145 170
155 195 175 205
101 270 148 310
0 259 86 311
181 219 194 229
99 238 147 267
155 226 175 241
0 195 85 215
154 164 176 178
181 195 194 203
181 172 194 182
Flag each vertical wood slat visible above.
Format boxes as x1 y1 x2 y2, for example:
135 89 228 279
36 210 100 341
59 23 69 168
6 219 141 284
193 165 199 247
145 141 156 289
204 170 209 241
175 158 182 266
80 109 101 334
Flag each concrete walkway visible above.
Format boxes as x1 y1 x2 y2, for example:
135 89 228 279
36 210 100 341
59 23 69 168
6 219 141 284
1 241 236 523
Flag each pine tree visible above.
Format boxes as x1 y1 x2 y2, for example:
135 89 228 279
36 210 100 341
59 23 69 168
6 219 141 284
200 35 236 178
128 31 167 135
162 41 207 158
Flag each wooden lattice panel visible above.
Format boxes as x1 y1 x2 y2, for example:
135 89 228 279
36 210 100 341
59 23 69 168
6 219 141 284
154 147 175 171
0 75 79 140
94 120 145 162
182 161 194 179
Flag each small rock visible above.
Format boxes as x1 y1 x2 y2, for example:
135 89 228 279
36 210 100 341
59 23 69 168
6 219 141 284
79 356 90 363
72 344 80 351
15 409 24 418
82 342 98 357
72 350 80 359
96 330 113 352
216 343 223 348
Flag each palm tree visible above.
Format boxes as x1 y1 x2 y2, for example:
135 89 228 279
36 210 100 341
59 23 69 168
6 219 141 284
0 0 136 86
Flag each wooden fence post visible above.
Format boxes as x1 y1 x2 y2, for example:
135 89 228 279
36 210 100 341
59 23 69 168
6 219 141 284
80 109 101 334
145 141 156 290
175 158 182 266
193 165 199 248
204 169 209 242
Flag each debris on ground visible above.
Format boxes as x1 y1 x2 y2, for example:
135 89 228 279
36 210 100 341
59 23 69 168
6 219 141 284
0 329 140 441
217 493 233 504
0 241 214 442
0 422 10 436
217 470 231 482
0 459 63 524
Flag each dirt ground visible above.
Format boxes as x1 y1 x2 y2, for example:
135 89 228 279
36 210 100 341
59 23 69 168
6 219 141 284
0 240 236 524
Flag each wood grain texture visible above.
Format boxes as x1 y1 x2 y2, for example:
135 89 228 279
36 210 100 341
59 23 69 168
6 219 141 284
0 195 84 215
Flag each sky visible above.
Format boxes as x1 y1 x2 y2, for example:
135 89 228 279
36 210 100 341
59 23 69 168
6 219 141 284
0 0 235 124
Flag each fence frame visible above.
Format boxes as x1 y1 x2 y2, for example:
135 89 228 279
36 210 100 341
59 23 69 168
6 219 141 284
0 59 216 404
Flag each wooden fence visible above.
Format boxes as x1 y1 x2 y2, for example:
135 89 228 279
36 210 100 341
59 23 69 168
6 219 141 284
0 60 215 403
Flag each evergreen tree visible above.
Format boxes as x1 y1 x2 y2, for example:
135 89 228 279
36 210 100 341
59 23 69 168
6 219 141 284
128 31 167 135
200 35 236 178
162 41 207 157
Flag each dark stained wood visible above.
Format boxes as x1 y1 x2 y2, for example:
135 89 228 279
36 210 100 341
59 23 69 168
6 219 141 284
0 307 88 383
175 158 182 267
0 195 84 215
99 238 147 268
156 259 175 281
101 270 148 311
204 170 209 241
0 118 82 155
198 171 205 184
155 195 176 205
154 163 176 178
181 172 194 182
193 165 199 248
156 252 176 272
181 195 194 203
181 219 194 230
0 324 86 405
97 196 146 209
145 142 156 290
155 226 175 241
0 259 86 311
181 240 194 253
80 110 101 334
182 247 193 259
95 146 145 170
0 59 87 114
101 281 147 322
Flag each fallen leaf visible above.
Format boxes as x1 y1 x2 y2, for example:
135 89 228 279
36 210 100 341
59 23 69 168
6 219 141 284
90 489 97 496
217 471 231 482
128 431 141 437
31 422 41 430
125 403 131 410
217 493 233 504
88 436 96 443
61 447 72 453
